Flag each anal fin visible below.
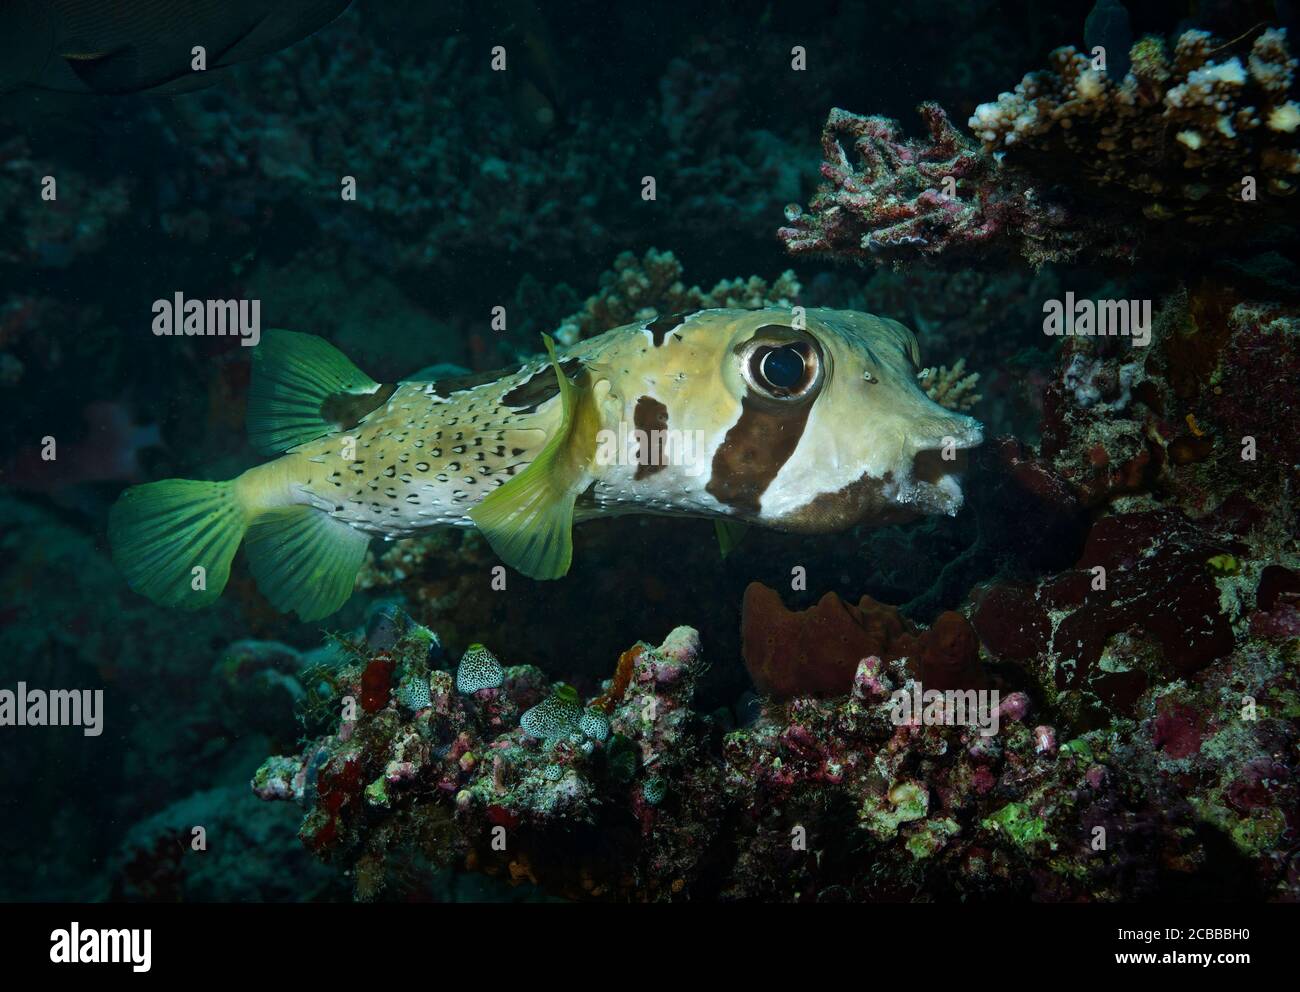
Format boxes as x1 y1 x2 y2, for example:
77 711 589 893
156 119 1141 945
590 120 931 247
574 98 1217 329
244 506 370 621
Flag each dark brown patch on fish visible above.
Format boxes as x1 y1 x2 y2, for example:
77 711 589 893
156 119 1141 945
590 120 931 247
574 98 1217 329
646 311 697 347
500 358 582 413
321 382 397 430
633 395 670 480
426 367 516 398
770 471 915 532
707 396 813 515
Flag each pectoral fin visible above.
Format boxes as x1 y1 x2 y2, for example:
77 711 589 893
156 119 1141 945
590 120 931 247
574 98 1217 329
714 519 749 558
469 334 599 580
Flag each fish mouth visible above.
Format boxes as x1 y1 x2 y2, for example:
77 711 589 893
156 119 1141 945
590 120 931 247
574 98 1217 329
887 420 984 517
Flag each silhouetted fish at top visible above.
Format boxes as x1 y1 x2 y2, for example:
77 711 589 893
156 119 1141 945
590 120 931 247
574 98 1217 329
0 0 353 95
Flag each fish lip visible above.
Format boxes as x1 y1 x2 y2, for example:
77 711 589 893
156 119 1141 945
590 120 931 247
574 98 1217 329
894 420 982 515
902 473 967 515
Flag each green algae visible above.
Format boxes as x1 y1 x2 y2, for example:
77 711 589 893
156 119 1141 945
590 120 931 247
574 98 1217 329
983 802 1050 849
1192 795 1287 857
1206 554 1239 577
1059 737 1095 763
861 781 929 841
906 817 960 860
365 777 390 808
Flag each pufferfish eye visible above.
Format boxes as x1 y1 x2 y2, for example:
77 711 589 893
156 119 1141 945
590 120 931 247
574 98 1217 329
742 338 822 400
761 346 805 389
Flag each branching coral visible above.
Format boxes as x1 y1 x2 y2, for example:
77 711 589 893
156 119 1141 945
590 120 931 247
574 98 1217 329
553 248 800 344
778 104 1011 265
923 358 983 411
778 103 1126 268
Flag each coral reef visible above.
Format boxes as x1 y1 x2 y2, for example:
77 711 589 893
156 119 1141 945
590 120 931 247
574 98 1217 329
250 256 1300 904
0 497 337 900
0 137 131 269
148 6 815 283
922 358 983 411
253 597 1297 901
5 0 1297 909
110 785 339 902
970 29 1300 226
254 620 724 900
777 103 1132 268
781 28 1300 268
1032 283 1300 513
973 510 1241 724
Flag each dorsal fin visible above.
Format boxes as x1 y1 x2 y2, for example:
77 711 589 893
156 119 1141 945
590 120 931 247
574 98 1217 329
246 329 390 454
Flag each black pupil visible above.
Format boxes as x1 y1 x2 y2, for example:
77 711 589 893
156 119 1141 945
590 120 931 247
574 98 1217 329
762 346 805 390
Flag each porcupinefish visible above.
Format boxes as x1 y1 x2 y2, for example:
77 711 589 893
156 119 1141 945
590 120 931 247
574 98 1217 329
109 308 983 621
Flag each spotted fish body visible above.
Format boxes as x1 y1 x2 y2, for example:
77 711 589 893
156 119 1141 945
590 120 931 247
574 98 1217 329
110 307 982 621
281 366 573 538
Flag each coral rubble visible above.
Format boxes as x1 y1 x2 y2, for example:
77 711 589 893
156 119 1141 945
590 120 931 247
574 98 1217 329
253 592 1297 901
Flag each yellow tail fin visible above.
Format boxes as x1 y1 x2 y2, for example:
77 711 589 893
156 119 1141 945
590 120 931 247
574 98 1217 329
110 472 369 621
109 479 250 610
